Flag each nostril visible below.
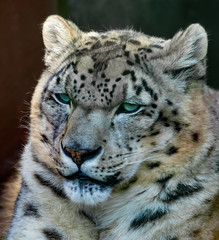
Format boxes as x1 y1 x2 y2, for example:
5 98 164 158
62 143 72 158
82 146 103 161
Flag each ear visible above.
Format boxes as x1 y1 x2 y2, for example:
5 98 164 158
42 15 82 66
163 24 208 81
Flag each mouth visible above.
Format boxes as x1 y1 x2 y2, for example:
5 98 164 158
66 171 111 188
64 171 114 205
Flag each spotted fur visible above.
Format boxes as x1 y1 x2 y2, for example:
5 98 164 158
4 15 219 240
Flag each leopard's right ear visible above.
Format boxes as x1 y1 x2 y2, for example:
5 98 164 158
42 15 83 66
160 24 208 83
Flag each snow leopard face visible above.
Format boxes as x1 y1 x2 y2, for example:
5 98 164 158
31 15 207 205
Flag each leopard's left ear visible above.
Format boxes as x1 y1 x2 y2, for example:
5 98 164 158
163 24 208 81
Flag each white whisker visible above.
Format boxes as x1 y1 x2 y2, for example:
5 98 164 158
121 153 165 167
32 128 54 157
38 140 53 156
122 150 149 159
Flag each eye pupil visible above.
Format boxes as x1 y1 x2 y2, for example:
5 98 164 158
55 93 70 104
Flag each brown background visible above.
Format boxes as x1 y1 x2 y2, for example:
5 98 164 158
0 1 56 184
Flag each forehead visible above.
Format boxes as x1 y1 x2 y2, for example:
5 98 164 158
73 29 165 76
51 31 165 107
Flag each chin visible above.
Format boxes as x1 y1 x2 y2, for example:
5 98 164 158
64 177 113 205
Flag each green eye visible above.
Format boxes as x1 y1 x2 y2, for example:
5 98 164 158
55 93 70 104
123 103 140 112
117 102 141 114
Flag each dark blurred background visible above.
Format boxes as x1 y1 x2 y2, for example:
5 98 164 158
0 0 219 187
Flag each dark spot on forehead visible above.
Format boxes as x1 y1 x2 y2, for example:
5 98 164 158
101 35 107 39
142 79 153 97
104 40 116 47
128 39 141 45
80 83 85 88
151 103 157 109
91 80 96 86
115 77 122 82
91 40 102 49
153 93 158 101
138 47 146 52
131 71 137 82
136 86 143 96
146 48 153 53
124 51 130 57
127 60 134 66
134 54 140 64
90 36 98 40
122 70 131 76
